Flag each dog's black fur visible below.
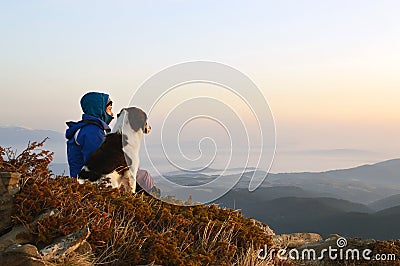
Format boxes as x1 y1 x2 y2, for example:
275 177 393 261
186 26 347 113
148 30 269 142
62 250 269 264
78 107 151 193
78 133 148 193
78 133 125 182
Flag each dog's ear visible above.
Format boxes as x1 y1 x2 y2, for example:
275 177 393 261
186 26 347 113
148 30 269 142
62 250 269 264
128 107 147 132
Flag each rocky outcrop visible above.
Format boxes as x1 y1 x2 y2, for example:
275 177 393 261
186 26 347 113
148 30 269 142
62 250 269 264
296 234 376 252
250 218 275 236
0 172 93 265
0 225 92 265
0 172 21 236
0 244 45 266
0 208 60 250
0 224 32 250
40 227 91 260
272 232 322 248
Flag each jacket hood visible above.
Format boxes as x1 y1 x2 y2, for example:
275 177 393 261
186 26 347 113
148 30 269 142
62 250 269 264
65 114 110 140
80 92 109 122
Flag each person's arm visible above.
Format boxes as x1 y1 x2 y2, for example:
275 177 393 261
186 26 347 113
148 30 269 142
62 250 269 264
79 126 105 164
67 141 84 178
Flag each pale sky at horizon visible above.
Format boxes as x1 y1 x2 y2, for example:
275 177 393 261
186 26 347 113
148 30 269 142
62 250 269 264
1 1 399 172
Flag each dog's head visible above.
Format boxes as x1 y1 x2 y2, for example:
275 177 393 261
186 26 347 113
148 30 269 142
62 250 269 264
112 107 151 134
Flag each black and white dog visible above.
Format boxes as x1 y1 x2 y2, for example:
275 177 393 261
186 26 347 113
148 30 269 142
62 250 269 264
78 107 151 193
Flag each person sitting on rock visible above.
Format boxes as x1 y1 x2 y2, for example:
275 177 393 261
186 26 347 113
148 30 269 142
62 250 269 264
66 92 114 178
65 92 158 196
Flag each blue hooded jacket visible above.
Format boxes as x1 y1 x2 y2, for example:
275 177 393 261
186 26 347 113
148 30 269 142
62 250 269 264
66 92 111 177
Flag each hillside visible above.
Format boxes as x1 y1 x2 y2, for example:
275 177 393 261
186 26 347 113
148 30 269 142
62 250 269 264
162 158 400 204
215 187 400 240
266 159 400 203
0 141 274 265
0 126 66 163
369 194 400 211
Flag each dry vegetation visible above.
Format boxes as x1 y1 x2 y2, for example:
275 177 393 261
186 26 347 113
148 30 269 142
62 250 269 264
1 140 275 265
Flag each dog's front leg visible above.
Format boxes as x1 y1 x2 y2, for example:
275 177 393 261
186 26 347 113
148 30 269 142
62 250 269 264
126 167 137 193
128 153 139 193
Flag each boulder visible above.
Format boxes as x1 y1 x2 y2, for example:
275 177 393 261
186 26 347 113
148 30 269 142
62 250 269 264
0 172 21 236
250 218 275 236
272 232 322 248
40 227 90 260
0 244 45 266
0 172 21 195
0 209 59 250
297 235 376 251
0 225 32 250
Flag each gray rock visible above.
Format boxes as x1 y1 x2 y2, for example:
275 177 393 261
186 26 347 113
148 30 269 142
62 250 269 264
0 225 32 250
0 172 21 236
250 218 275 236
0 172 21 195
297 235 376 251
0 209 59 250
0 244 45 266
40 227 91 260
272 232 322 248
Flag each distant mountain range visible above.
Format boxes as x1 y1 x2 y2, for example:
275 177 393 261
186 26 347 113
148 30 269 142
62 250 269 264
265 159 400 203
158 159 400 204
214 191 400 240
2 126 400 240
0 126 66 163
44 158 400 239
160 159 400 240
369 193 400 211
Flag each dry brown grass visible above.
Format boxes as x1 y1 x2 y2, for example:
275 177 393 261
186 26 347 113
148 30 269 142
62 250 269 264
2 140 274 265
44 252 94 266
234 245 272 266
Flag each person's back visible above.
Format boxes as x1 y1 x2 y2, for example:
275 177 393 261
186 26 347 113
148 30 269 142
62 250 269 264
65 92 114 177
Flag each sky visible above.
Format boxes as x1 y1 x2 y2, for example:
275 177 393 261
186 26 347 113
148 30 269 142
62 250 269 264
1 1 399 172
